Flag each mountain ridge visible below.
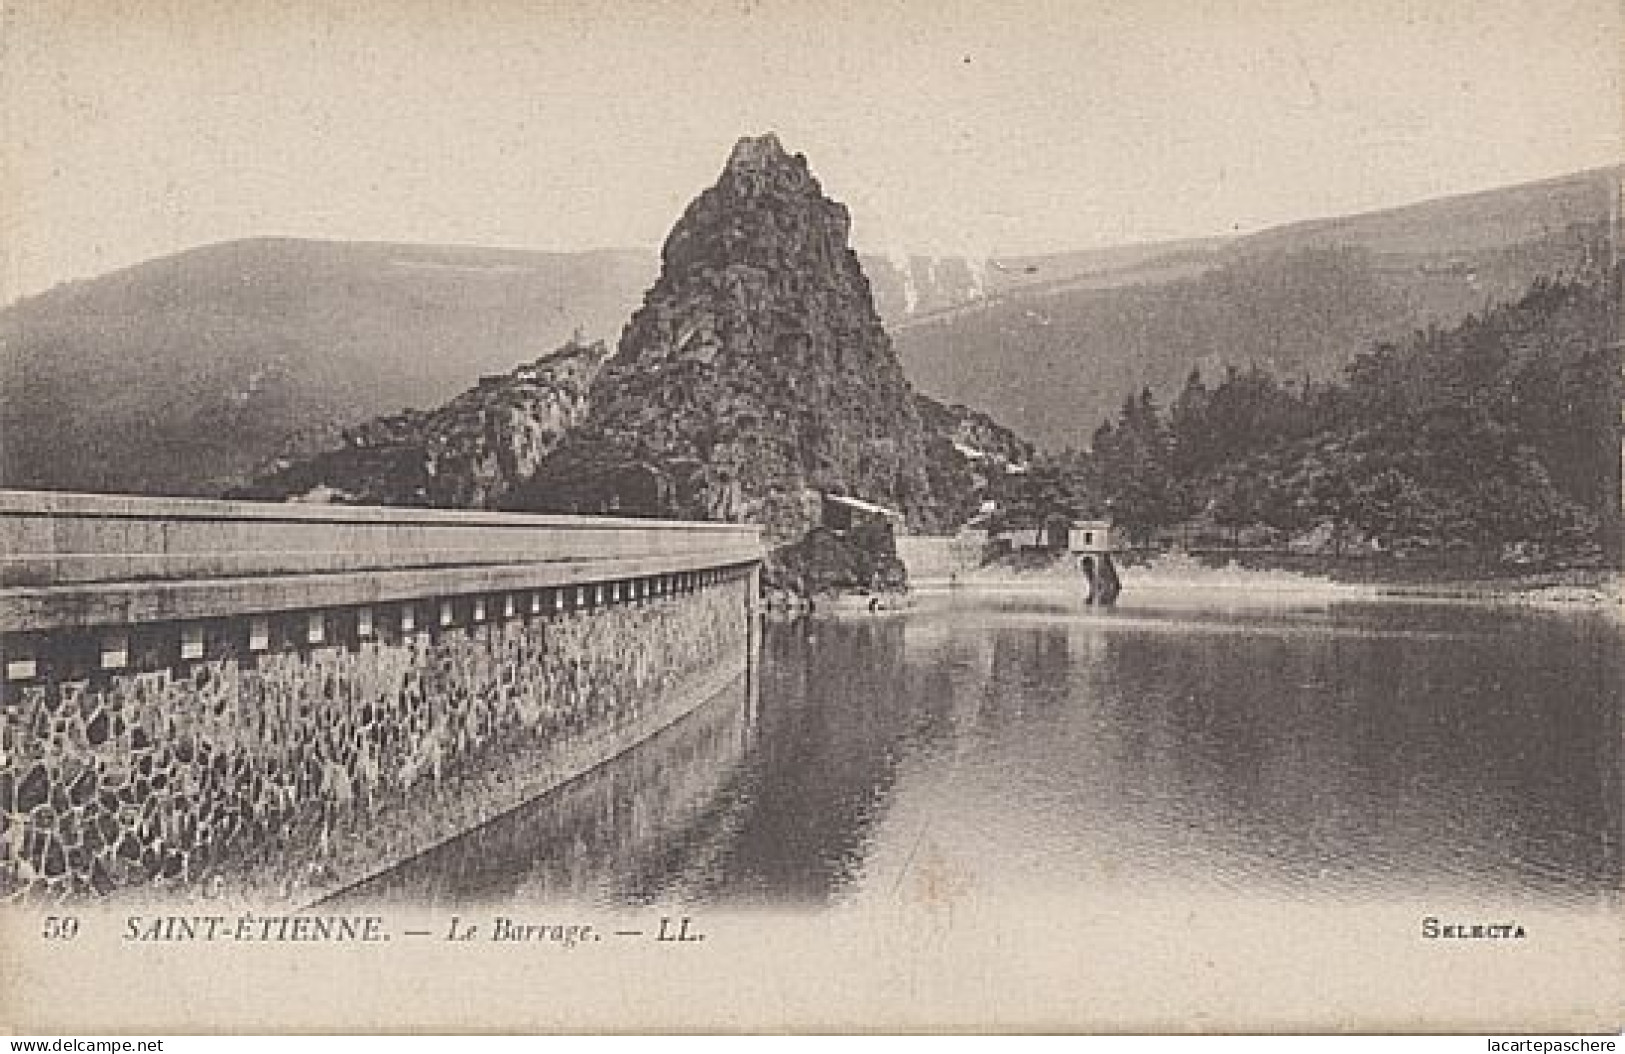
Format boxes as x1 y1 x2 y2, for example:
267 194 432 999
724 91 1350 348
2 163 1613 495
892 166 1616 450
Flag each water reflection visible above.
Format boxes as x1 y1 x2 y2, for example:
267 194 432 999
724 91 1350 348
344 595 1622 911
332 664 761 908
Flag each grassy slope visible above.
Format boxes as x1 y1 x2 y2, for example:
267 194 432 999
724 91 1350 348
0 239 654 495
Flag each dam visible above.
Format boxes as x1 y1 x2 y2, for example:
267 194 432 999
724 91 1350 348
0 490 763 903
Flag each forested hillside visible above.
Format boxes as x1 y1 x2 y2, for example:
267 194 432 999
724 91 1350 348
998 268 1621 564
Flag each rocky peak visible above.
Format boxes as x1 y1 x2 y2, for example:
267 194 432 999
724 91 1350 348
714 133 820 204
658 133 853 294
516 134 952 542
246 134 1027 553
722 132 792 176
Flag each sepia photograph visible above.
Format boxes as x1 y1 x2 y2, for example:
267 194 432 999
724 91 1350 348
0 0 1620 1037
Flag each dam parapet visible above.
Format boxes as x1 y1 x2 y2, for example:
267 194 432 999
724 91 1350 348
0 491 762 904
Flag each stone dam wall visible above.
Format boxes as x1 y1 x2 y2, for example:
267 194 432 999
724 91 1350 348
894 534 986 584
0 491 762 904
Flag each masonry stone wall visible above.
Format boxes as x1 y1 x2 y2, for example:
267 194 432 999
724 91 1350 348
0 572 753 905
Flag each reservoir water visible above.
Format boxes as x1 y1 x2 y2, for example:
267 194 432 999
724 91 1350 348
344 589 1621 914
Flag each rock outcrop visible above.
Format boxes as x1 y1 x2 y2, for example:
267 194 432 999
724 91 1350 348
913 395 1034 467
238 337 609 507
512 134 958 544
246 135 1029 554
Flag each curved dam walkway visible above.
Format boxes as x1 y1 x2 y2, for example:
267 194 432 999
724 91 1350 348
0 491 763 905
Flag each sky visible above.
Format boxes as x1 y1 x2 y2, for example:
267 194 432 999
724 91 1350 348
1 0 1619 303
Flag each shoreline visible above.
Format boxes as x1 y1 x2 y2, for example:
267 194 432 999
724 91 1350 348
905 561 1623 618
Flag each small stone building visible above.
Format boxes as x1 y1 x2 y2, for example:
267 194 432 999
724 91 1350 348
1067 519 1114 554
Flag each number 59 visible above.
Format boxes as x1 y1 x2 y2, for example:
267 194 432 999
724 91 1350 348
42 915 80 940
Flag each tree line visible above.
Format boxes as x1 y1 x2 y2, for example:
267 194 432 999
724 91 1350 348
992 268 1621 565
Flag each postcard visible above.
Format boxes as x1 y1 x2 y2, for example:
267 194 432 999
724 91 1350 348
1 0 1620 1035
